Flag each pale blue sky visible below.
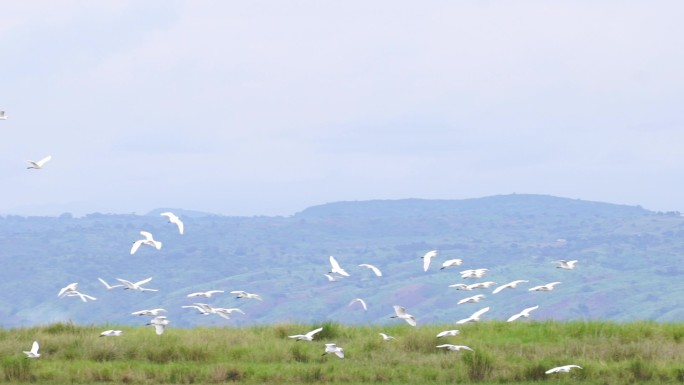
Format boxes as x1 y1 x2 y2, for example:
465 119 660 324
1 1 683 216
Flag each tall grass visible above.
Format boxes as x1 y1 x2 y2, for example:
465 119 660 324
0 321 682 384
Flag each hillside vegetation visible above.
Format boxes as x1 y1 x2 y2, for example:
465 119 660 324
2 321 683 384
1 194 683 328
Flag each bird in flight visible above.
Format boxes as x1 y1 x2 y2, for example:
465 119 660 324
554 260 578 270
349 298 368 311
492 280 529 294
529 282 562 291
187 290 224 298
130 231 162 254
456 306 490 324
358 263 382 277
23 341 40 358
288 327 323 341
328 256 350 277
421 250 438 272
436 344 473 352
391 305 417 326
507 305 540 322
27 155 52 169
160 212 184 235
545 364 582 374
323 343 345 358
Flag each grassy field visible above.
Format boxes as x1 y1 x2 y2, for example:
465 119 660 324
1 321 683 384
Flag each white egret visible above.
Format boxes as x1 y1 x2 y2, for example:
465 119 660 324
460 268 488 279
529 282 562 291
358 263 382 277
545 365 582 374
23 341 40 358
187 290 224 298
328 256 350 277
379 333 395 341
448 283 471 290
349 298 368 311
458 294 485 305
456 306 490 324
323 343 345 358
160 212 184 235
27 155 52 169
116 277 158 292
467 281 497 289
130 231 162 254
324 274 338 282
147 316 169 335
390 305 417 326
63 290 96 302
131 308 166 316
436 344 473 352
440 259 463 270
492 280 529 294
289 327 323 341
421 250 438 272
554 260 578 270
436 329 460 338
58 282 78 297
230 290 263 300
100 330 123 337
507 305 540 322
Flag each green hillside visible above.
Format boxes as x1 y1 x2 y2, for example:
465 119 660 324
1 194 683 328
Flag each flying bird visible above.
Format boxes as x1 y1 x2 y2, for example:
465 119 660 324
23 341 40 358
460 268 488 279
457 294 485 305
63 290 97 302
529 282 562 291
230 290 262 300
467 281 497 289
27 155 52 169
440 259 463 270
160 212 184 235
391 305 417 326
323 274 338 282
421 250 438 272
58 282 79 297
349 298 368 311
97 277 124 290
130 231 162 254
554 260 578 270
379 333 395 341
358 263 382 277
328 256 350 277
436 329 460 338
131 308 166 316
288 327 323 341
436 344 473 352
507 305 540 322
187 290 224 298
456 306 490 324
545 365 582 374
323 343 345 358
492 280 529 294
147 316 169 335
100 330 123 337
116 277 158 292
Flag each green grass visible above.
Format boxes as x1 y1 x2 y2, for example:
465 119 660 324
1 321 683 384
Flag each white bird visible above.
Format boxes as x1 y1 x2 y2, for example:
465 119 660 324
130 231 162 254
147 316 169 335
545 365 582 374
323 343 345 358
160 212 184 235
421 250 438 272
358 263 382 277
27 155 52 169
100 330 123 337
131 308 166 316
456 306 490 324
467 281 497 289
379 333 396 341
23 341 40 358
440 259 463 270
63 290 97 302
328 256 350 277
58 282 78 297
460 268 488 279
436 329 460 338
492 280 529 294
0 111 7 120
187 290 224 298
349 298 368 311
324 274 338 282
391 305 417 326
448 283 472 290
116 277 158 292
554 260 578 270
436 344 473 352
507 305 540 322
182 303 215 315
97 277 124 290
529 282 562 291
458 294 485 305
289 327 324 341
230 290 262 300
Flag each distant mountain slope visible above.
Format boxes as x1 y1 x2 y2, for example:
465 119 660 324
1 194 682 328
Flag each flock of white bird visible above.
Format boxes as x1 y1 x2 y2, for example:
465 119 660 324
10 113 581 374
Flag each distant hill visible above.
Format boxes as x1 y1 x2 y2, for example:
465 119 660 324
1 194 682 328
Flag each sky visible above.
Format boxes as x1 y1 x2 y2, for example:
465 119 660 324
1 1 683 217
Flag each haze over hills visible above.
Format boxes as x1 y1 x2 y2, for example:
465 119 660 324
1 194 683 328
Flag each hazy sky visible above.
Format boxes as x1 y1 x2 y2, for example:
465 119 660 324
2 1 683 217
